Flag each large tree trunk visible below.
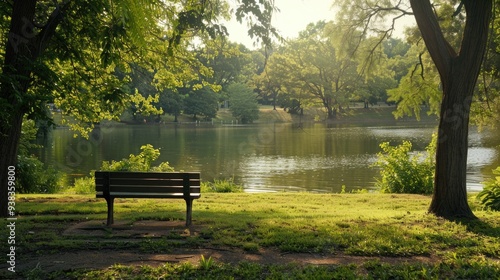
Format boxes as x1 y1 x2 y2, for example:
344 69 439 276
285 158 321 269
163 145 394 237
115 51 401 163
430 69 476 218
410 0 492 219
1 0 68 216
0 115 24 217
0 0 37 217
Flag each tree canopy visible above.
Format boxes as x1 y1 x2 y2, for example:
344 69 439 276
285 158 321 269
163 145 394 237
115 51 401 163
334 0 494 219
0 0 279 217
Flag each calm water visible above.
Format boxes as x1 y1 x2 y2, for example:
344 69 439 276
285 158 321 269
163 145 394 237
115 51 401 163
35 122 500 193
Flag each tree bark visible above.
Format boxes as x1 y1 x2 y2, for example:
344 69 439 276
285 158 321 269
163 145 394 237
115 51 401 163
0 0 38 217
1 0 71 216
0 115 24 217
409 0 492 219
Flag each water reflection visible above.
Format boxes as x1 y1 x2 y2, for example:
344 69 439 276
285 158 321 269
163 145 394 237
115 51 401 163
35 123 500 193
239 154 378 192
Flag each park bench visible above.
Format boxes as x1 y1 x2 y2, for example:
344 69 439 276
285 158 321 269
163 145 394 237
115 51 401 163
95 171 201 226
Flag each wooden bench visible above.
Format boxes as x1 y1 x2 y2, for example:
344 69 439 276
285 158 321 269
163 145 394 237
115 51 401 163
95 171 201 226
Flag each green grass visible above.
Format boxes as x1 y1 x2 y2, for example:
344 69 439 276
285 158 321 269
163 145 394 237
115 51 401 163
1 193 499 279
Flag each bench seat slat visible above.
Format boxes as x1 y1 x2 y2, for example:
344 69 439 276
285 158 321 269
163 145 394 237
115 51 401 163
96 192 201 198
96 176 200 186
96 185 200 194
96 171 200 180
95 179 200 186
108 179 199 187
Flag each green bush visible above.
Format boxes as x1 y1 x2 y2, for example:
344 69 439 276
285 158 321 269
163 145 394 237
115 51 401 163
201 178 244 193
101 144 174 172
17 155 63 193
477 167 500 211
66 174 96 194
16 118 63 193
373 134 436 195
66 144 174 193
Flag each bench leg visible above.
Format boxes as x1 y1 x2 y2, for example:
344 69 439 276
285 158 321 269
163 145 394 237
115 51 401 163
185 199 193 227
105 197 115 226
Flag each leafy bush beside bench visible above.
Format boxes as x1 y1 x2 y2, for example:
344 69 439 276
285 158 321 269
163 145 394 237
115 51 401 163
373 134 436 195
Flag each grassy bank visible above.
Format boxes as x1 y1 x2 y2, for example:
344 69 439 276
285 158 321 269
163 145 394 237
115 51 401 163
1 193 499 279
108 103 437 125
216 104 438 124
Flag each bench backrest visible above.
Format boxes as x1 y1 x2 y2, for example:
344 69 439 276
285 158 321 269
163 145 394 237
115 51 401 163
95 171 201 199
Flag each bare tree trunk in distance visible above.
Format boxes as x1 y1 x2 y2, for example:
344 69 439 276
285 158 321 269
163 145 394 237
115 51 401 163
409 0 492 219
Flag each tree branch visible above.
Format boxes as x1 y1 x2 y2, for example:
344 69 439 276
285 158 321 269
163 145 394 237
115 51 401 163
459 0 493 68
409 0 456 82
35 0 72 57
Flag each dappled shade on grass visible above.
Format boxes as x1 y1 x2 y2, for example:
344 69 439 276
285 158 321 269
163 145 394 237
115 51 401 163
1 193 499 279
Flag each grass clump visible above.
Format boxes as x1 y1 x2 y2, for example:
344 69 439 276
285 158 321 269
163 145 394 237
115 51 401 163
201 178 244 193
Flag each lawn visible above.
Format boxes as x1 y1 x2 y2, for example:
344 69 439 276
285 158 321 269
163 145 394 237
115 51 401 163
1 193 499 279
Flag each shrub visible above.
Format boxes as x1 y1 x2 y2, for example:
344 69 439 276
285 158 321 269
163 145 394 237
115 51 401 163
66 174 95 194
16 119 63 193
66 144 174 193
100 144 174 172
17 155 63 193
477 167 500 211
201 179 244 193
373 134 436 195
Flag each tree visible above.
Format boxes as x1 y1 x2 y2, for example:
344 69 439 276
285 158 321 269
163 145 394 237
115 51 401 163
336 0 493 219
227 83 259 123
183 87 219 120
197 38 255 88
260 49 312 115
253 52 284 110
0 0 278 217
159 90 184 122
265 22 364 119
413 1 492 218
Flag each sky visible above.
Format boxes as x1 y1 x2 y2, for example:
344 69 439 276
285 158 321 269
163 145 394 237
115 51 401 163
223 0 416 49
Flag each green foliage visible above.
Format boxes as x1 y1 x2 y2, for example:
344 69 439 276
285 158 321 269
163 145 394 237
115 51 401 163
159 90 184 121
201 178 244 193
477 167 500 211
66 175 96 195
66 144 173 194
16 155 63 194
129 90 164 118
262 21 380 119
227 83 259 124
340 185 368 194
183 88 218 120
387 55 442 120
197 39 257 87
16 119 62 194
18 118 42 155
373 134 436 195
199 255 216 270
101 144 174 172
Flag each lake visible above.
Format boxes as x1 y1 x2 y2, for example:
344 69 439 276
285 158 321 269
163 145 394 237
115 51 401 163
35 122 500 193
